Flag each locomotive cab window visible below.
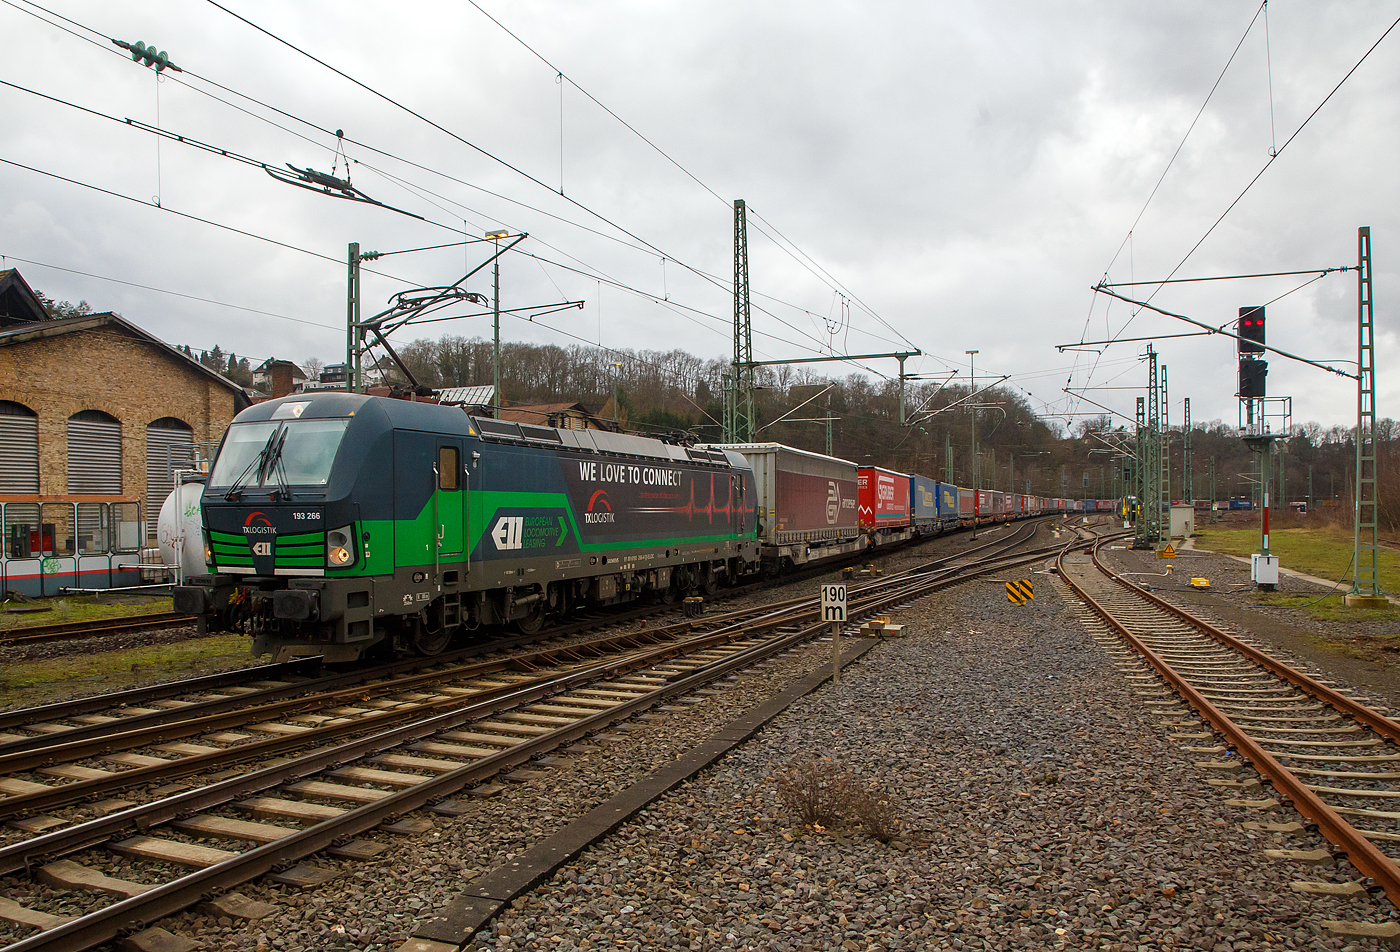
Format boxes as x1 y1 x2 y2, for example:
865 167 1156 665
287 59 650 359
209 418 349 489
438 446 460 490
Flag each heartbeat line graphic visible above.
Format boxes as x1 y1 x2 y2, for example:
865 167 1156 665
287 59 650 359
633 474 756 523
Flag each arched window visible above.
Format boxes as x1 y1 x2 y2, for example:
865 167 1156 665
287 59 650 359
0 401 38 493
67 409 122 494
146 417 194 529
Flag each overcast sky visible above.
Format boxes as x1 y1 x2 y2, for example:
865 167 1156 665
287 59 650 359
3 1 1397 431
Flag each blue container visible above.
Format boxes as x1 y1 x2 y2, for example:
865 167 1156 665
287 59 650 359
936 482 961 528
910 474 939 531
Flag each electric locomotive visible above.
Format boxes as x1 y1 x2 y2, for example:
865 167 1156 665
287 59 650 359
174 393 760 661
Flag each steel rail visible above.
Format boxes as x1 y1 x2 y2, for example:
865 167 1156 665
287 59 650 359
0 516 1046 751
0 623 774 877
1090 545 1400 744
0 619 849 952
1057 540 1400 907
0 627 698 819
0 576 879 819
1 521 1086 952
2 520 1078 951
0 561 934 776
0 613 194 645
0 657 323 734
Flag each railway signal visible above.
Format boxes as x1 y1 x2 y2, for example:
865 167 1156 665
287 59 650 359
1238 359 1267 398
1238 306 1266 354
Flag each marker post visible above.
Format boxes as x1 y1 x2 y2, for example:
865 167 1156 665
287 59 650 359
821 583 848 684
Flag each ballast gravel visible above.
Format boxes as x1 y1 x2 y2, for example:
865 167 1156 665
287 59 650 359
111 537 1397 952
454 578 1381 952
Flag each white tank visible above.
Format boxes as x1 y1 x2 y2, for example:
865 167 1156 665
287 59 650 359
157 476 209 580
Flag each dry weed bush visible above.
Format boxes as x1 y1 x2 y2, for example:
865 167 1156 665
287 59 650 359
772 755 902 842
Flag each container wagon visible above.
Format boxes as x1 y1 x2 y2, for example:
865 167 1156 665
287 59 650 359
858 466 913 544
935 482 960 531
910 474 940 535
708 442 863 570
958 487 977 527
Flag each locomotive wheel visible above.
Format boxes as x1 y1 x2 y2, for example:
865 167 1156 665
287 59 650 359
409 622 452 657
512 604 547 635
701 567 720 596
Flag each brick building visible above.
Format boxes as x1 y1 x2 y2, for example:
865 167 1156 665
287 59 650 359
0 270 249 593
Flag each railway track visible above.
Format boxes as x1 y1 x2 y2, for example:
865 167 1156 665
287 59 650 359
0 613 196 647
0 517 1047 763
1058 535 1400 939
0 517 1085 951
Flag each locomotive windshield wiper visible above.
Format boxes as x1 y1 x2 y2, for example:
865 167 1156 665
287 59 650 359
223 424 284 501
266 427 293 501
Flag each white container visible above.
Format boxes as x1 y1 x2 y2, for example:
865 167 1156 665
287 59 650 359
157 475 209 581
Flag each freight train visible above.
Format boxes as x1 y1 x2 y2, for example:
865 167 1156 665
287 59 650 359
174 393 1107 662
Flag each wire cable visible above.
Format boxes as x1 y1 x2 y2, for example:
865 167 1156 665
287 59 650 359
1098 3 1267 282
8 0 909 378
1120 9 1400 333
0 252 341 331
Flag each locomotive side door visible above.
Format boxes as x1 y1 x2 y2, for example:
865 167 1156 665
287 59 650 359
434 439 466 562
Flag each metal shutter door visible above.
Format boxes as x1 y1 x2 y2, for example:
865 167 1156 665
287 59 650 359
146 424 193 521
0 411 38 493
68 417 123 493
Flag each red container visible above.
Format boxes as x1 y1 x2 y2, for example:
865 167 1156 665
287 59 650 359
857 467 912 530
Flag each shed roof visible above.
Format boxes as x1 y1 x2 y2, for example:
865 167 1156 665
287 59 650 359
0 312 252 410
0 270 51 327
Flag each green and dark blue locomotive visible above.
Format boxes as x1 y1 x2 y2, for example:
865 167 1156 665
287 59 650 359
174 393 760 661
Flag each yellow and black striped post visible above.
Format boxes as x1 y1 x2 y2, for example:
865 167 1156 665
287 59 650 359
1005 579 1034 604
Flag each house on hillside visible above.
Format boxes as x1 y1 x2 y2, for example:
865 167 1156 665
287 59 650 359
252 358 306 398
500 401 618 431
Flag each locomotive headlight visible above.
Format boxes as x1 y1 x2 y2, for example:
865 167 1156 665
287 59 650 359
327 526 356 567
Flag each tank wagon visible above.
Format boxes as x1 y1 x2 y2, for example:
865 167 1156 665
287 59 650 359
175 394 760 661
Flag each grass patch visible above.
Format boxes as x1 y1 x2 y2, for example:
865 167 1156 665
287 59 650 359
0 633 253 707
1253 592 1400 624
0 593 175 630
1194 525 1400 593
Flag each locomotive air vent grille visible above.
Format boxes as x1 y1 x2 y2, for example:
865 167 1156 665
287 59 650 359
474 419 524 440
519 424 564 444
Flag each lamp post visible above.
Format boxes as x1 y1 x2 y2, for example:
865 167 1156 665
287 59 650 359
612 361 623 424
486 229 509 417
966 349 979 536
